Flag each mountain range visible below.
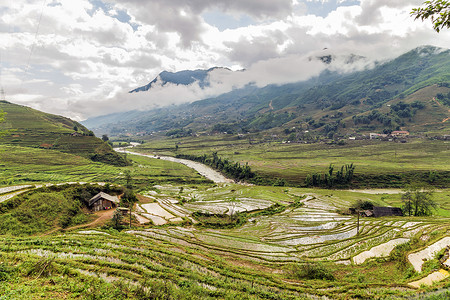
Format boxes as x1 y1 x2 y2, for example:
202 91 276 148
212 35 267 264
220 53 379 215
84 45 450 138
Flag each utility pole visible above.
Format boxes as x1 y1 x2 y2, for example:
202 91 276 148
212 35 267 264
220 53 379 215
357 210 360 235
0 52 4 101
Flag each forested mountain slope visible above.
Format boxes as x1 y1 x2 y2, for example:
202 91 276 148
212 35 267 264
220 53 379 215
83 46 450 137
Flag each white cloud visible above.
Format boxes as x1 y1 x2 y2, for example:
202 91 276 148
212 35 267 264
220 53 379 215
0 0 448 121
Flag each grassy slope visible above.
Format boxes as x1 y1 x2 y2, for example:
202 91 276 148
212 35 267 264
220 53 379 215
0 184 113 235
337 85 450 136
0 100 128 166
0 231 417 299
0 145 208 186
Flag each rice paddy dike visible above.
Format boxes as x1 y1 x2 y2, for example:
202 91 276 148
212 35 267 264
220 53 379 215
1 179 450 299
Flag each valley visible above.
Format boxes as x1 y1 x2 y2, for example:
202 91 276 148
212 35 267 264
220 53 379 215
1 142 450 299
0 45 450 299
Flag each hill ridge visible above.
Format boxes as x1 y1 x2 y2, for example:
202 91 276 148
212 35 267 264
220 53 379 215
0 101 129 166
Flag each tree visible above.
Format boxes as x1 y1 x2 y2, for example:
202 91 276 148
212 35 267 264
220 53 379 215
411 0 450 32
112 209 123 229
124 170 133 190
121 170 137 227
102 134 109 142
402 186 436 216
121 189 138 228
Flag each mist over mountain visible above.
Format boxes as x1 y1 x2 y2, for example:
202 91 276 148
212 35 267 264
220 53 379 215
82 46 450 137
129 67 233 93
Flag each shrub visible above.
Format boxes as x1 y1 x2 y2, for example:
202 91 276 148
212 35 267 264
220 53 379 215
192 211 247 228
0 263 14 281
287 262 335 281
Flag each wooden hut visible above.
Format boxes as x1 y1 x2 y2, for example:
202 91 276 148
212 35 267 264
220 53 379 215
88 192 120 212
373 206 403 217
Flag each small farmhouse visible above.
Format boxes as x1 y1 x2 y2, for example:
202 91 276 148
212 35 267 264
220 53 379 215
350 206 403 217
88 192 120 212
391 130 409 137
373 206 403 217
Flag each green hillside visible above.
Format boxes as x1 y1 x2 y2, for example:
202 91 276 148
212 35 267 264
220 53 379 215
0 144 208 186
0 100 128 166
83 46 450 138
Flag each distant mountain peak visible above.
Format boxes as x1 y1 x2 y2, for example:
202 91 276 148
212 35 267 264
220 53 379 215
129 67 232 93
311 51 367 66
413 45 448 55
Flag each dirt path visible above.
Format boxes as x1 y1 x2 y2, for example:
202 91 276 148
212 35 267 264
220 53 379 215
78 209 116 228
432 97 449 123
41 209 115 236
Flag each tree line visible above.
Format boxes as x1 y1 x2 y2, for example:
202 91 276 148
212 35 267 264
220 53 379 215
175 152 254 182
304 164 355 188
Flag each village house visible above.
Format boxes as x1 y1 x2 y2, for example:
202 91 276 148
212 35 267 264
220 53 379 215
88 192 120 212
350 206 403 217
391 130 409 137
369 133 388 139
372 206 403 217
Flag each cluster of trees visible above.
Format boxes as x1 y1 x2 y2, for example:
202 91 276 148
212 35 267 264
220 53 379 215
249 111 296 131
307 119 326 129
305 164 355 187
166 128 193 138
176 152 254 182
402 186 437 216
323 121 340 134
211 123 241 134
436 91 450 106
352 101 425 129
390 101 425 118
352 110 396 127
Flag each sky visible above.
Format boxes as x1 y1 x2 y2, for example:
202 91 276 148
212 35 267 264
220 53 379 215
0 0 449 121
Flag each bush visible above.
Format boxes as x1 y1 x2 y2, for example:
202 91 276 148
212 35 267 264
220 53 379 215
0 263 14 281
192 211 247 228
352 200 374 210
288 262 335 281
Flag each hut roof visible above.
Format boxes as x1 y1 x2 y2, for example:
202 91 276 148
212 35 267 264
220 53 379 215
88 192 120 207
373 206 403 217
363 210 374 217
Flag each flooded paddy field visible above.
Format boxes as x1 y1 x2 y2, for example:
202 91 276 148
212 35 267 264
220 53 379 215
2 182 450 299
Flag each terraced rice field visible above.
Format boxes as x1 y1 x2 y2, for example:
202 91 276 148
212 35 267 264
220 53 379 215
2 183 450 298
130 184 450 270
